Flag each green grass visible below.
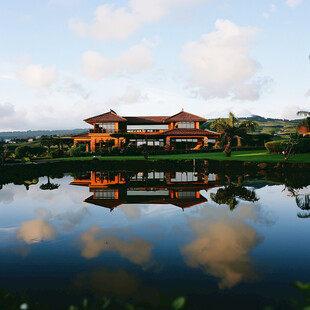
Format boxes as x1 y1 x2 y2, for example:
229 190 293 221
36 150 310 163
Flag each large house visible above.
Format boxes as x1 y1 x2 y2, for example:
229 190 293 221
73 109 220 152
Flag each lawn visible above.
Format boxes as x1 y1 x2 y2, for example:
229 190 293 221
37 150 310 163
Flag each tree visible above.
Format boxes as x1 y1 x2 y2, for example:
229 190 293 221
210 112 259 157
297 110 310 134
282 133 300 162
296 195 310 218
210 175 259 210
40 176 60 190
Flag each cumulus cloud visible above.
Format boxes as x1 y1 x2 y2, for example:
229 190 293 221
16 218 58 244
36 207 90 231
106 87 146 107
55 79 91 100
181 19 271 100
262 4 277 18
0 102 28 130
81 41 154 80
17 64 58 88
69 0 211 41
80 226 153 265
286 0 303 8
181 205 263 289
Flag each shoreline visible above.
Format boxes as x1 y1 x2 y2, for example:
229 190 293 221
2 150 310 166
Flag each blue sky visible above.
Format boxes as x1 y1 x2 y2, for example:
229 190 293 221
0 0 309 130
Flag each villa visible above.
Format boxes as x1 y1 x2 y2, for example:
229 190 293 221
73 109 220 152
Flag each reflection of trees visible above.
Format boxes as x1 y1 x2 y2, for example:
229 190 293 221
283 185 310 219
39 176 60 190
24 178 38 190
210 175 259 210
296 195 310 218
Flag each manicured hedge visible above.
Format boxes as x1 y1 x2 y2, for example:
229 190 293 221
265 141 284 154
265 139 310 154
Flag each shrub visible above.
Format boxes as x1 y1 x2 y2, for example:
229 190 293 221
50 149 63 158
293 138 310 153
96 147 110 156
265 141 284 153
265 138 310 154
15 145 46 159
69 147 82 157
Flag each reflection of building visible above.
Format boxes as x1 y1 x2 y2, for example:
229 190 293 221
71 171 219 211
72 109 220 151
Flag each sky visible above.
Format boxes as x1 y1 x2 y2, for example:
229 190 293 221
0 0 309 130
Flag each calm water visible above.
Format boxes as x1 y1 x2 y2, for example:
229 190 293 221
0 162 310 309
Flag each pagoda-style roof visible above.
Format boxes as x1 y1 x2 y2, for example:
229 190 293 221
84 111 127 124
84 194 207 210
161 128 219 137
164 110 207 123
124 116 168 124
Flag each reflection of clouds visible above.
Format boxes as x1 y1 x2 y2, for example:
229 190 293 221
0 185 27 204
119 205 141 220
74 268 157 301
36 207 90 231
80 226 153 265
16 218 58 244
181 205 263 289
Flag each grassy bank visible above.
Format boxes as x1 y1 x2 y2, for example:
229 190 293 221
32 150 310 163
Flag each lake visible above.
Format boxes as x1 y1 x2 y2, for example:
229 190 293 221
0 160 310 309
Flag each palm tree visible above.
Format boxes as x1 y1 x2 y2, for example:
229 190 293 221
210 112 259 157
296 195 310 218
40 176 60 190
297 110 310 133
210 175 259 210
297 111 310 117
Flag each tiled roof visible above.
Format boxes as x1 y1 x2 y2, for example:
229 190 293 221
84 196 126 209
125 116 168 124
161 128 220 137
165 110 207 122
84 111 127 123
167 196 207 208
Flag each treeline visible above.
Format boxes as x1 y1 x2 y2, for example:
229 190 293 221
0 129 87 140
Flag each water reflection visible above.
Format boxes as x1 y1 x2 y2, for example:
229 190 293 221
16 218 58 244
1 164 310 308
181 204 262 289
80 226 153 265
210 175 259 210
71 171 219 211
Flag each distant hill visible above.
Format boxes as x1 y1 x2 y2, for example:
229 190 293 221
0 129 88 140
202 115 300 135
240 115 299 135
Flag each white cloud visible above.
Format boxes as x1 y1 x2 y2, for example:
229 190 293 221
69 0 211 41
262 4 277 18
286 0 303 8
181 205 263 289
181 19 271 101
81 41 153 80
17 64 58 88
106 86 146 107
80 226 153 265
0 102 28 130
16 218 58 244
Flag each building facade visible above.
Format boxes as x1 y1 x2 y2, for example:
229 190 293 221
72 109 220 152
